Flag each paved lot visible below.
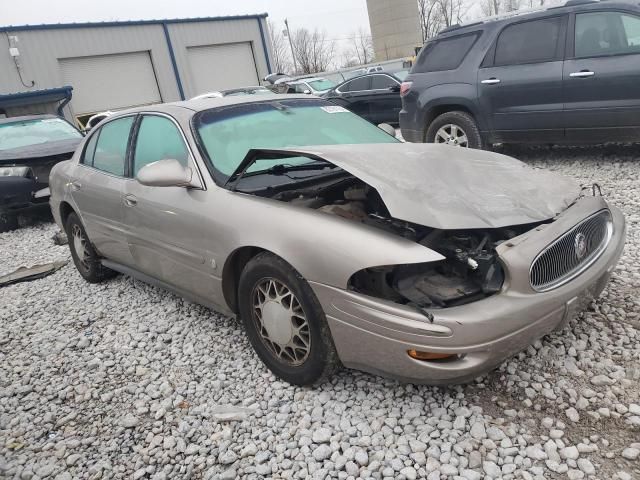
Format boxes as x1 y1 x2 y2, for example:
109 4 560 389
1 145 639 480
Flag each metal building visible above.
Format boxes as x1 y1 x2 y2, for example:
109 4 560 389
0 14 272 126
366 0 422 60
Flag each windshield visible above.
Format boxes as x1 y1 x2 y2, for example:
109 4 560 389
393 70 409 81
308 79 335 91
0 117 81 152
194 99 398 183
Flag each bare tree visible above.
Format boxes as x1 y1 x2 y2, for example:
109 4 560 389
343 27 374 66
290 28 335 74
418 0 470 41
418 0 443 41
267 20 292 74
438 0 469 26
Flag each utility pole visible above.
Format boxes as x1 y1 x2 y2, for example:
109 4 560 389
283 18 298 74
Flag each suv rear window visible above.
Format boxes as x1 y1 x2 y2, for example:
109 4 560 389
413 33 479 73
494 17 562 66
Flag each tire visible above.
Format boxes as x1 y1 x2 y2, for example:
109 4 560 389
0 213 19 233
425 111 483 149
65 212 117 283
238 252 340 385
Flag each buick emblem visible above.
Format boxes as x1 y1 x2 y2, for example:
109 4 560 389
574 232 587 260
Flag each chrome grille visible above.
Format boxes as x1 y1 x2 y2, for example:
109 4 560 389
530 210 612 292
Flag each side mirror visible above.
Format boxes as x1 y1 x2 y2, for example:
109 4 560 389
136 159 199 188
388 84 401 93
377 123 396 137
303 89 312 95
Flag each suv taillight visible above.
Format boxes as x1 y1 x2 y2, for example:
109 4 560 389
400 81 412 97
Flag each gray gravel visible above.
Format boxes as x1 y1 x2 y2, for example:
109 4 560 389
1 144 639 480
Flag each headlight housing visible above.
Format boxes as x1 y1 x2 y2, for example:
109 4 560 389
0 166 31 178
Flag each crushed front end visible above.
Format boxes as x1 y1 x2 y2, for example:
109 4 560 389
309 195 626 384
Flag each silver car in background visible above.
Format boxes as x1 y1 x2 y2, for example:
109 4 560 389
49 95 625 385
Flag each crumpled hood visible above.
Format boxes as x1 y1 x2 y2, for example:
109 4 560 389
278 143 582 230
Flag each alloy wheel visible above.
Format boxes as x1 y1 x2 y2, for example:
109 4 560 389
252 278 311 366
434 123 469 147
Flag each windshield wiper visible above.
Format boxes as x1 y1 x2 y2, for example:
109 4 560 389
260 161 337 175
225 149 339 190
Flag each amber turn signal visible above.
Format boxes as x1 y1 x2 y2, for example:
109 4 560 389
407 349 457 361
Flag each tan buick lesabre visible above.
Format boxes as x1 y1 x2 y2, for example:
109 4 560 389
49 95 626 385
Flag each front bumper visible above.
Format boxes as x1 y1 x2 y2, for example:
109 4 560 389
0 176 49 216
311 197 626 384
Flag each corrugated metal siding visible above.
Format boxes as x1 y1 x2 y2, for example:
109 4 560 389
59 51 162 114
167 18 270 98
0 17 270 119
187 43 259 95
0 24 177 120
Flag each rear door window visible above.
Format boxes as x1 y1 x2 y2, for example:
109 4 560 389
82 131 99 167
92 116 134 176
370 74 398 90
494 17 563 66
413 33 479 73
575 11 640 58
340 76 370 92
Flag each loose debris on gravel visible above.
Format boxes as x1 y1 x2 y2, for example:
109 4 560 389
1 145 639 480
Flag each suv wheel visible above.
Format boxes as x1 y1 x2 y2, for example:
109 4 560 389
238 252 340 385
426 111 483 149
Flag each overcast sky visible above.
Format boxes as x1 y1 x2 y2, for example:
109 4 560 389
0 0 371 61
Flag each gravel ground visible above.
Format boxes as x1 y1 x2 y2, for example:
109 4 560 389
1 144 639 480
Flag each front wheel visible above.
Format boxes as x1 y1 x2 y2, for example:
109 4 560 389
426 111 483 149
238 252 340 385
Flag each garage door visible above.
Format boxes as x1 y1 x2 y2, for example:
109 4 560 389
187 42 259 96
60 51 161 115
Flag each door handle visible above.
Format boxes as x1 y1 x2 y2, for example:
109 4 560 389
481 78 501 85
70 181 82 191
570 70 595 78
123 194 137 207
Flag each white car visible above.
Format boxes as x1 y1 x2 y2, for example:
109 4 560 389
286 78 336 96
84 111 114 130
191 86 273 100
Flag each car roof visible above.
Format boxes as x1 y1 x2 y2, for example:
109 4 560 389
106 94 318 118
290 77 326 84
0 114 58 125
435 0 639 38
334 71 399 88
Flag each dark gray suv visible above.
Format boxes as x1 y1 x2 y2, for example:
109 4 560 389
400 0 640 148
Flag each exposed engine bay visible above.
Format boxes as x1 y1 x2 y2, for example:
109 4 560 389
272 177 542 308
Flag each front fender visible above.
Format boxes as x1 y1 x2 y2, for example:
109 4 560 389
224 191 444 289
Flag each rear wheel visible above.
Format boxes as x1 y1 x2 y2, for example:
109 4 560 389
65 212 116 283
426 111 483 149
238 252 340 385
0 213 19 233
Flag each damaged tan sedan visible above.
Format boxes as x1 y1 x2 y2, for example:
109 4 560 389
49 95 626 385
